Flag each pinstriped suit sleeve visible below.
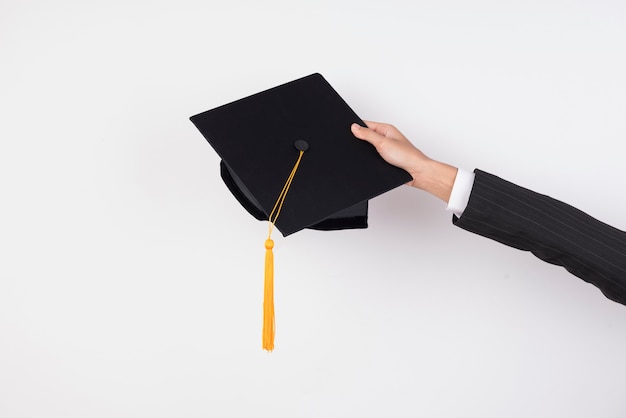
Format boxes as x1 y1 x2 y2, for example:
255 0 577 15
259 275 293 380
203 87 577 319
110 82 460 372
453 169 626 305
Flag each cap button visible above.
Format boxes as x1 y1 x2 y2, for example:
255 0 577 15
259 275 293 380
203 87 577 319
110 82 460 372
294 140 309 151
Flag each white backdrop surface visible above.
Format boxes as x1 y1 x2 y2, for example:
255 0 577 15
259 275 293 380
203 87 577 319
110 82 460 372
1 1 626 417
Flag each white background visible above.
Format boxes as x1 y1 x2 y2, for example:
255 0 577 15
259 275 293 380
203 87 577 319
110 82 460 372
2 0 626 417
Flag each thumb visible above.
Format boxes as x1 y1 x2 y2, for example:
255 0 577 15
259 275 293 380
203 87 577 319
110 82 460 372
351 123 385 147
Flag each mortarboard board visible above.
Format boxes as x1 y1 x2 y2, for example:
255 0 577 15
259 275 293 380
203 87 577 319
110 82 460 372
190 73 411 350
190 73 411 236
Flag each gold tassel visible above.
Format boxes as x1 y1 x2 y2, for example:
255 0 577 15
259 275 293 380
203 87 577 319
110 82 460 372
262 239 275 351
262 149 305 352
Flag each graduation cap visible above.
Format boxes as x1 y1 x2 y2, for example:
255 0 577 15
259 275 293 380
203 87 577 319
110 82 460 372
190 73 411 350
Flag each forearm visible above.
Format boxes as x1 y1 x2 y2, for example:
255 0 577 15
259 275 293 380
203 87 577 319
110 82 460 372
455 170 626 305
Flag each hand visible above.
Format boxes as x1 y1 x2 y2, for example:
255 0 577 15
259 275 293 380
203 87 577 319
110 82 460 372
351 121 428 187
351 121 458 203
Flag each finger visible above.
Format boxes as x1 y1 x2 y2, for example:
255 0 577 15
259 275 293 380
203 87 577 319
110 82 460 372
363 120 395 137
351 123 386 147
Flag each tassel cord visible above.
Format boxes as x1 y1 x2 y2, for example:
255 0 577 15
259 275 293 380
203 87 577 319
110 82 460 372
262 150 305 352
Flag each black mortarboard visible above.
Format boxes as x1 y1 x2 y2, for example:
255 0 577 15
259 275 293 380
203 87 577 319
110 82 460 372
190 73 411 351
190 73 411 237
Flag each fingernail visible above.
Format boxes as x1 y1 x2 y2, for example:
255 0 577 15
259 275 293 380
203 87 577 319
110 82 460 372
351 123 360 131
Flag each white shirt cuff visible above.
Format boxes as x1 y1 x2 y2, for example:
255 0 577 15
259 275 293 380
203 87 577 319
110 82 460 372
446 168 475 218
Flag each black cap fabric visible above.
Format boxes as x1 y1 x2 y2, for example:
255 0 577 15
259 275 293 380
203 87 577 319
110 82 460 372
190 73 411 236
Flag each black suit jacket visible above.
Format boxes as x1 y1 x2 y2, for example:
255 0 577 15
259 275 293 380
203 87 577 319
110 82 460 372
453 170 626 305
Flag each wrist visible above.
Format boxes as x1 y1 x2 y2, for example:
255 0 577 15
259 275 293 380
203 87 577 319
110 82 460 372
412 159 458 203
